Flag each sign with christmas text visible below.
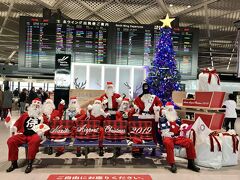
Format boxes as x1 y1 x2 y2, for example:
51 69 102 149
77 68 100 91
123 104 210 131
75 120 100 140
49 120 74 139
103 120 128 140
128 121 153 141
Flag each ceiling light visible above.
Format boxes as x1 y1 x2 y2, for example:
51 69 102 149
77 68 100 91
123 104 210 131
187 5 191 8
169 4 173 7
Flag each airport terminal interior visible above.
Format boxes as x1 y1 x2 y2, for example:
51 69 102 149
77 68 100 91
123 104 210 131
0 0 240 180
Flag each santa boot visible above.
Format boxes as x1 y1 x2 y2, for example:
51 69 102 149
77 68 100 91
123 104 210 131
25 160 34 174
6 161 18 172
170 164 177 173
187 159 200 172
99 147 104 157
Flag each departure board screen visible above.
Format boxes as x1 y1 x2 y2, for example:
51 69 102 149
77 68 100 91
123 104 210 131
19 17 198 75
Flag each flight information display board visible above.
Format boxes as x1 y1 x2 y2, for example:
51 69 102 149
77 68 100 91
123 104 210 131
19 17 199 75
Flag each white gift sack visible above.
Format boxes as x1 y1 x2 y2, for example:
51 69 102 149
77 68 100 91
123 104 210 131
198 69 221 92
220 133 239 166
195 134 222 169
190 117 222 169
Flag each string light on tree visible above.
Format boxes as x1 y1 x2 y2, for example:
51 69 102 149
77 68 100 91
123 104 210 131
145 14 181 105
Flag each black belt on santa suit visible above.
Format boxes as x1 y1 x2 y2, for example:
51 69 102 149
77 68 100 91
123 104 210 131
107 108 117 111
141 111 151 114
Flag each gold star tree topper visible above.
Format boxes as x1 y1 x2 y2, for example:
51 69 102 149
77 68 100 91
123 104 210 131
160 14 175 28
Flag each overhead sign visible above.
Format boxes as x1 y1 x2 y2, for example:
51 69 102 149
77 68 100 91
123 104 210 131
55 54 71 90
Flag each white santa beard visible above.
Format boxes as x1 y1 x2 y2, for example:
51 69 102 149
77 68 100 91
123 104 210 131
106 91 113 109
165 111 178 122
43 104 54 116
141 94 153 112
68 103 79 112
91 104 103 117
28 105 42 118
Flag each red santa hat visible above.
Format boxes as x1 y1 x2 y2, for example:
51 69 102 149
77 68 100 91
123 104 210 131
122 98 130 103
94 97 103 104
32 98 42 105
70 96 77 100
106 81 114 87
70 96 78 102
165 102 174 109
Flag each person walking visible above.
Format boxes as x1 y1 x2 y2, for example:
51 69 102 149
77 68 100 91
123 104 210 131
0 85 3 121
19 88 27 114
223 93 237 131
13 88 19 97
28 87 37 104
2 86 13 119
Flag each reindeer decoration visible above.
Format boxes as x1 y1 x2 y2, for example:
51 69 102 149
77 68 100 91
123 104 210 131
123 82 142 100
74 78 86 89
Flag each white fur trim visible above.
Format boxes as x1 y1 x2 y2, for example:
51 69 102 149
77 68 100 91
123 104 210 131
60 99 65 105
10 126 18 136
72 117 77 121
102 98 108 104
227 129 236 135
116 97 122 103
153 105 160 111
39 116 44 123
51 138 67 142
87 104 93 111
180 124 188 130
5 121 12 128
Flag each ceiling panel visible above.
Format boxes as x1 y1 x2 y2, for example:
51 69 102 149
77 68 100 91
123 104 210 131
98 1 129 22
135 5 164 24
58 0 92 19
80 0 109 11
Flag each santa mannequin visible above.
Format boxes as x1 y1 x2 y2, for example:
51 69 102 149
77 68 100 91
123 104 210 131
134 82 162 156
116 98 135 121
65 97 85 120
42 98 65 122
85 98 110 156
159 102 200 173
42 99 66 157
6 98 47 173
101 82 122 114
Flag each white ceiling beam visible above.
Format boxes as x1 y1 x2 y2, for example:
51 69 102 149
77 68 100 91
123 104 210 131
115 0 141 24
31 0 54 9
156 0 172 16
0 26 19 34
83 0 114 20
174 0 219 17
0 40 18 43
117 2 157 22
0 2 14 34
53 0 65 9
0 34 18 38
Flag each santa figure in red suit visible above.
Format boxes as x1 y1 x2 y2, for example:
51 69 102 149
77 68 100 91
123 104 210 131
116 98 135 121
159 102 200 173
85 98 110 156
6 98 47 174
101 82 122 114
134 82 162 156
65 97 85 120
42 98 66 157
42 98 65 122
134 82 162 122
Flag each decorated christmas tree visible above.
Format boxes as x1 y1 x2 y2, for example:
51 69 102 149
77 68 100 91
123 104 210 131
145 14 181 104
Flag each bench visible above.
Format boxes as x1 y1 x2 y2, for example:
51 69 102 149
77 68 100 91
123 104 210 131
72 120 101 166
129 121 157 153
103 120 128 165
